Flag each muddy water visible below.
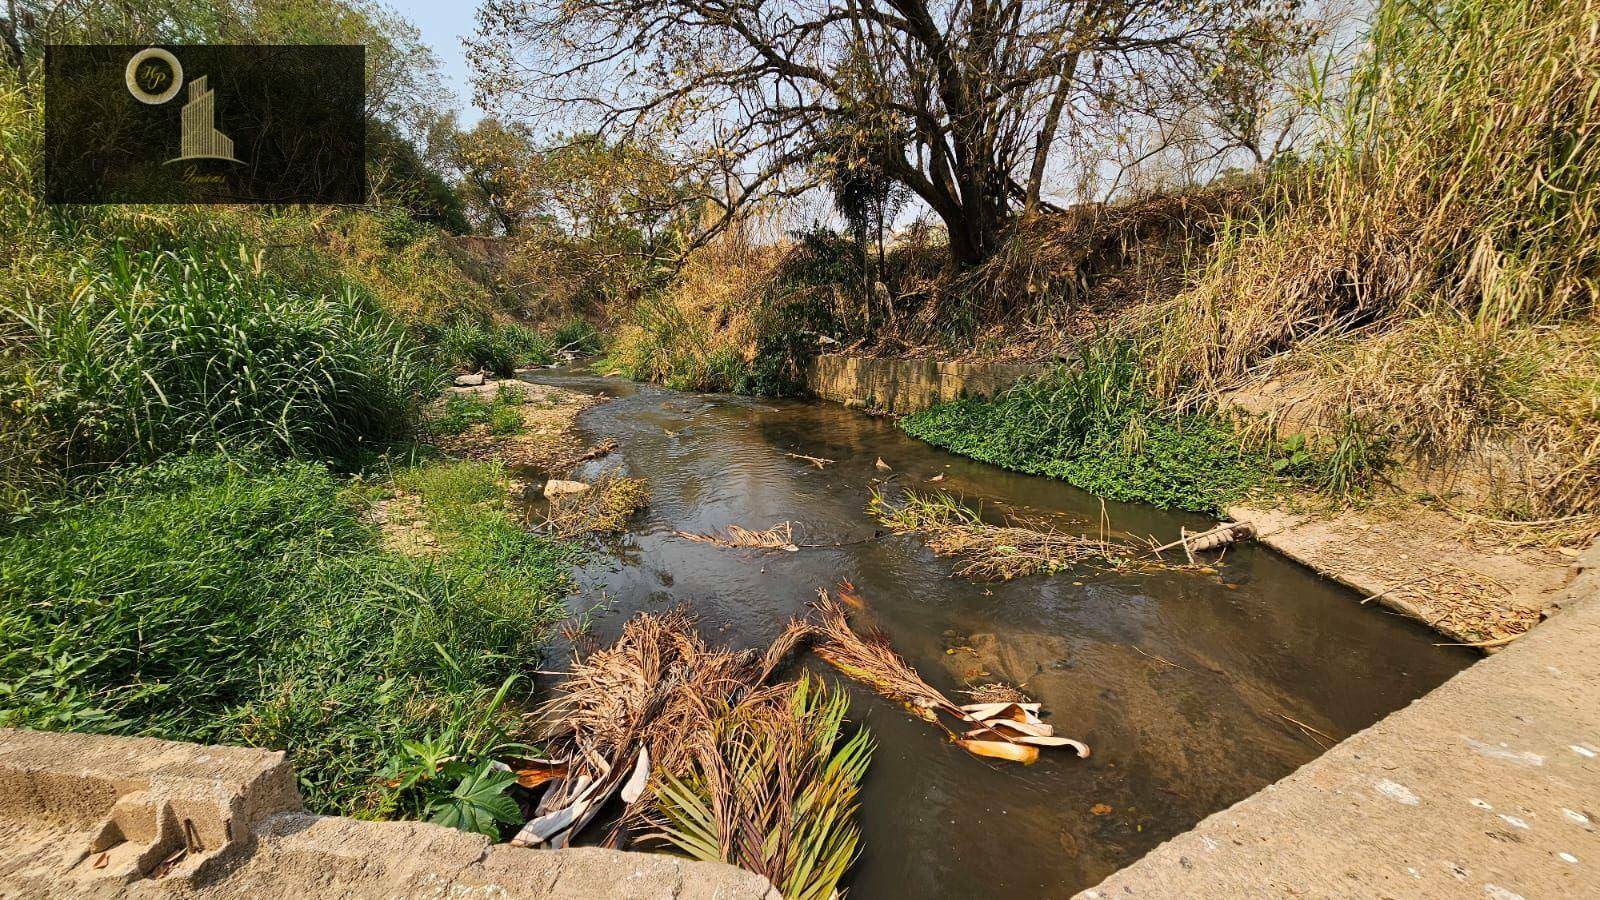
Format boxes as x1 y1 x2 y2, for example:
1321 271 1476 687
521 366 1472 898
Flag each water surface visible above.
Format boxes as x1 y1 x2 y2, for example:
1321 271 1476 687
522 366 1471 897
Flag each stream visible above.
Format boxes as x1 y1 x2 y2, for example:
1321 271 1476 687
519 365 1472 898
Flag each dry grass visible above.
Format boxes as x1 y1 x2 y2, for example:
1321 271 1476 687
674 522 799 552
871 489 1137 580
1140 0 1600 515
540 473 650 538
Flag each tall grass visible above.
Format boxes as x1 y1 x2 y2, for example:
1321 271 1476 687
0 454 572 815
3 245 437 474
1145 0 1600 514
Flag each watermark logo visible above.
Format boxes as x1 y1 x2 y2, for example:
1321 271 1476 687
46 45 366 204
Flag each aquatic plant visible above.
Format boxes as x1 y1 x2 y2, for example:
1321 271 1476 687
899 341 1271 513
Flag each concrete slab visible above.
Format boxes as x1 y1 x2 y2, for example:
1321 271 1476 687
1077 543 1600 899
0 728 777 899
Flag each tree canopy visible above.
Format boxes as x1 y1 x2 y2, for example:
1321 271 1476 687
473 0 1314 265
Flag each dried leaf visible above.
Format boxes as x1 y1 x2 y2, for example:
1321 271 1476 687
513 759 569 790
620 747 651 804
956 739 1040 764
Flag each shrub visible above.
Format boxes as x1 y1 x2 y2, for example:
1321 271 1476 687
436 321 558 376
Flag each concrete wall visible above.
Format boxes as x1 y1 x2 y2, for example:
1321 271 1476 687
0 728 776 899
805 354 1042 414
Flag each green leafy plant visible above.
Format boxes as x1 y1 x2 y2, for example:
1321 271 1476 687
427 760 522 837
651 674 872 900
900 340 1270 513
1272 433 1314 475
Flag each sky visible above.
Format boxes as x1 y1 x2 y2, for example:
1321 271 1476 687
384 0 481 124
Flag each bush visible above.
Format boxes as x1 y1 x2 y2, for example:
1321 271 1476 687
3 245 437 471
436 321 557 376
0 454 572 816
900 342 1270 513
552 318 603 355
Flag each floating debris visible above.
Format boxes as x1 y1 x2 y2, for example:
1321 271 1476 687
784 451 835 469
812 584 1089 764
872 489 1137 581
675 522 799 552
875 457 893 472
962 682 1034 705
541 474 649 537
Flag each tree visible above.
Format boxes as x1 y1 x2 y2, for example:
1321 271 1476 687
448 118 542 236
473 0 1306 266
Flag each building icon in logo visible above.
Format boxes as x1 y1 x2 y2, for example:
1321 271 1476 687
173 75 240 163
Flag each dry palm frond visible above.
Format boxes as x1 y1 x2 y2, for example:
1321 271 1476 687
541 473 650 538
526 607 767 847
675 522 799 552
526 607 827 851
647 674 871 900
813 584 1089 764
811 584 962 727
756 616 816 683
872 490 1135 580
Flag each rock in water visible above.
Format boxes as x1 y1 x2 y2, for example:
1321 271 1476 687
544 479 591 498
454 372 485 387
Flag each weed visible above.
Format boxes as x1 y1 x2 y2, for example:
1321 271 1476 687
4 245 437 472
430 387 528 437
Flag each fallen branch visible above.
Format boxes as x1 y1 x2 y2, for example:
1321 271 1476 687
1150 521 1256 555
784 451 834 469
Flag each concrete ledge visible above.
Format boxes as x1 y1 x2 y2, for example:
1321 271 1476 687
805 354 1041 414
0 728 777 899
1077 542 1600 898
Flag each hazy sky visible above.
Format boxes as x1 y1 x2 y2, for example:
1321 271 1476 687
384 0 481 123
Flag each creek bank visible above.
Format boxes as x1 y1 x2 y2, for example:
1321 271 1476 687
807 351 1576 646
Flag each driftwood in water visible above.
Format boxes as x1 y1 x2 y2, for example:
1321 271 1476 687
1152 521 1256 557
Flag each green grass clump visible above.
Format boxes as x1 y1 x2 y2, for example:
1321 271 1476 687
437 321 557 376
430 387 527 437
552 318 603 355
0 454 573 817
4 244 437 472
900 342 1269 513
